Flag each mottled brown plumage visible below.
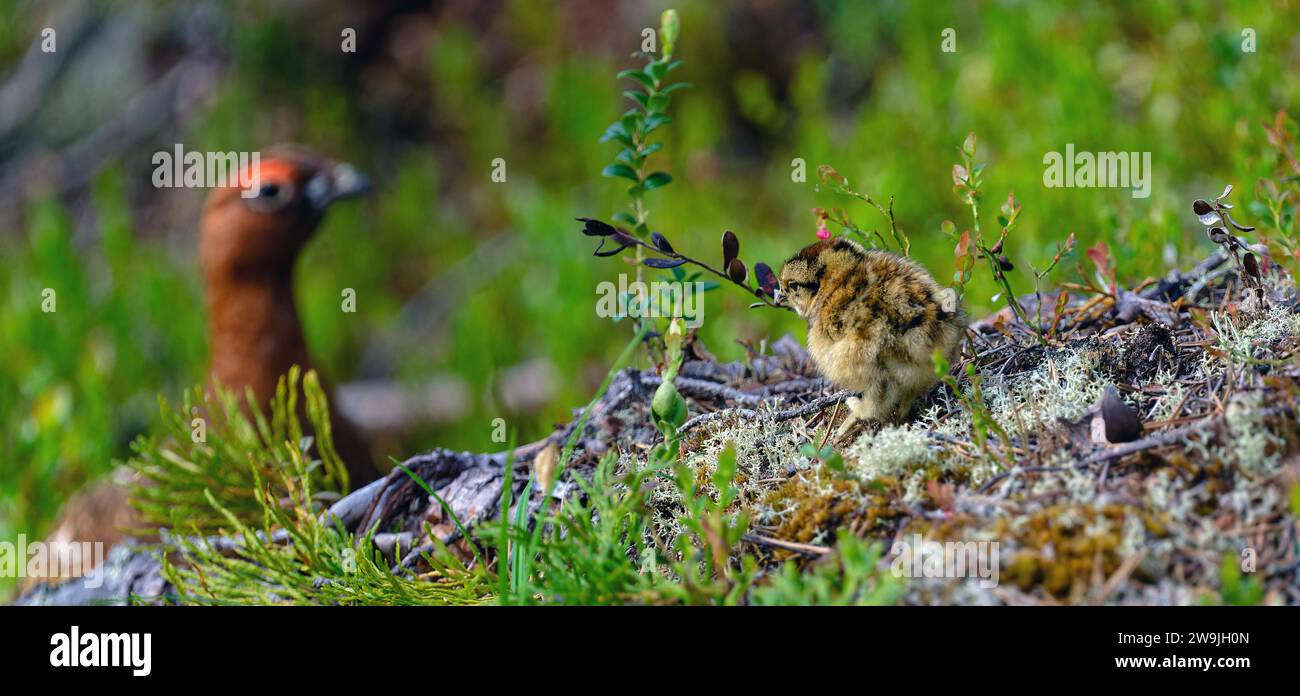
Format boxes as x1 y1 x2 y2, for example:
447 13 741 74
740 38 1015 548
778 237 966 433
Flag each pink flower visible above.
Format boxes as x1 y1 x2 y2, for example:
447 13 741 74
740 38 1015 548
815 221 831 240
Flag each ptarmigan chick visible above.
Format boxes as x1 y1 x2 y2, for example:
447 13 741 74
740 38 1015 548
777 237 966 435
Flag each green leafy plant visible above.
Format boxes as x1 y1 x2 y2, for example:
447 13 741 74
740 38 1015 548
1033 233 1076 339
666 441 754 600
490 441 755 605
814 164 911 256
943 133 1076 344
601 9 687 240
751 535 903 606
492 450 660 604
582 10 786 318
1214 554 1265 606
500 325 649 599
154 371 492 605
1254 110 1300 279
946 135 1028 321
127 366 350 535
161 450 491 606
800 441 845 474
933 349 1009 469
650 318 689 442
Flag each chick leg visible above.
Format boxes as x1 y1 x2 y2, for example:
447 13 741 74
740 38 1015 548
834 388 891 440
833 396 864 440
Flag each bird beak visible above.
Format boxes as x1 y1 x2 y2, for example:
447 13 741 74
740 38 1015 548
772 288 784 305
305 162 373 214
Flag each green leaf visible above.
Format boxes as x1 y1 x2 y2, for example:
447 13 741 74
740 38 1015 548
621 110 643 135
640 142 663 157
714 443 738 491
646 61 669 83
612 211 638 227
643 172 672 190
660 82 691 95
615 149 642 166
644 114 673 134
617 68 655 90
599 122 633 148
932 349 951 377
623 90 649 109
602 164 639 182
647 93 670 112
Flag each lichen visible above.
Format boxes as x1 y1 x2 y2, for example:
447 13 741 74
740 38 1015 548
844 424 935 479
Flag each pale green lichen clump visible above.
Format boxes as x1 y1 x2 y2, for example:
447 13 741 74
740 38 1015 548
982 343 1109 437
845 424 935 479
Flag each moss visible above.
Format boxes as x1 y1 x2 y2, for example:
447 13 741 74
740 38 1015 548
756 469 901 561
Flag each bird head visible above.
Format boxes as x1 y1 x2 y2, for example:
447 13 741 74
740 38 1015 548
776 238 835 317
200 145 371 280
778 237 870 317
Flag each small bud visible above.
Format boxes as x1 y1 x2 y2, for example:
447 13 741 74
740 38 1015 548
534 443 560 493
721 229 739 267
727 257 748 284
1243 252 1260 280
665 316 685 353
660 9 679 57
652 380 688 430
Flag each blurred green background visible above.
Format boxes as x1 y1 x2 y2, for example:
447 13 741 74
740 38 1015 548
1 0 1297 577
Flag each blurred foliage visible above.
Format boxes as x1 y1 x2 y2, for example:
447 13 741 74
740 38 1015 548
1 0 1298 598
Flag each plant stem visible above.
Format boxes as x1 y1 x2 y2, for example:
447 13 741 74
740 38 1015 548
621 233 791 311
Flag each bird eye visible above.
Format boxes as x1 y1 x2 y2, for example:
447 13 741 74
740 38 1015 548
246 179 295 213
